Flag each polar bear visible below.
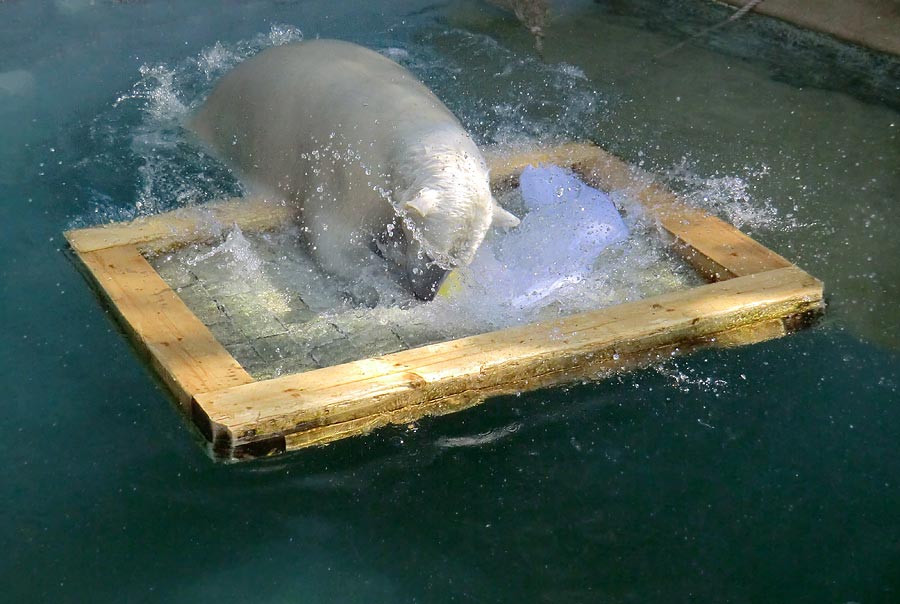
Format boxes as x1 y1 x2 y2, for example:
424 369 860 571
188 39 519 301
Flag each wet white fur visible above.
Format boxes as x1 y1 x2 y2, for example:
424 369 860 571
188 39 518 297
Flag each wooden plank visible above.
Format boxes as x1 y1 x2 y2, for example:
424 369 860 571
193 265 823 458
64 196 294 255
276 316 796 453
486 142 619 189
278 313 812 453
658 211 793 280
77 244 254 407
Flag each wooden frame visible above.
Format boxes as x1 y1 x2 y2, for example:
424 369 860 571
65 143 824 461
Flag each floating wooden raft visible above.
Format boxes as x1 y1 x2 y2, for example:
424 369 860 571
65 142 824 461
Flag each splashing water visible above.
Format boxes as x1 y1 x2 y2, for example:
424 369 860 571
186 224 263 276
382 28 607 148
195 42 240 82
115 64 187 122
662 158 804 232
653 362 732 396
101 23 794 371
99 24 305 217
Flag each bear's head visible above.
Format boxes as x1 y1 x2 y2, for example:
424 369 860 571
394 135 519 299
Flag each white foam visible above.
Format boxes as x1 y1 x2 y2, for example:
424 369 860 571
196 42 240 81
663 160 803 232
188 224 263 276
263 24 303 48
556 62 587 81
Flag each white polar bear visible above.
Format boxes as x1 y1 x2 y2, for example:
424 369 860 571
188 39 519 301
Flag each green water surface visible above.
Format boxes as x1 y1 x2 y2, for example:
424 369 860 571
1 1 898 602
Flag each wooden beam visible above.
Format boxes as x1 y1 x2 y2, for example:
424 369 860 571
77 244 254 407
657 211 793 280
64 196 294 255
193 265 823 458
485 142 618 189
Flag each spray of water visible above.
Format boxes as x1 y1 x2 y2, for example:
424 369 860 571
661 158 807 232
106 24 305 216
86 23 795 385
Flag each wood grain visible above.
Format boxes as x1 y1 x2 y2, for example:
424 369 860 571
194 266 823 457
65 196 294 255
78 244 254 407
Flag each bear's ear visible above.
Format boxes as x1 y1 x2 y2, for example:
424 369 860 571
403 189 440 218
492 201 520 228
